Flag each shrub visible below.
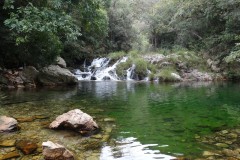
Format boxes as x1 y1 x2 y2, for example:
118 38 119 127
108 51 127 60
134 58 148 78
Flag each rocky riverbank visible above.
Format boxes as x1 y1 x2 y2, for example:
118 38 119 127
0 102 115 160
0 53 228 89
0 57 78 90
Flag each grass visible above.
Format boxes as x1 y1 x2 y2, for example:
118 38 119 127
108 51 127 60
155 67 180 82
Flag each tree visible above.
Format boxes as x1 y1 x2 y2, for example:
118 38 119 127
1 0 81 67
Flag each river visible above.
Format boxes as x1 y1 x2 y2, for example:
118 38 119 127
1 81 240 159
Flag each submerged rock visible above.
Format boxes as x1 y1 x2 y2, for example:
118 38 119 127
16 116 35 123
0 151 20 160
0 139 16 147
42 141 75 160
49 109 99 135
0 116 18 132
38 65 78 86
16 140 38 155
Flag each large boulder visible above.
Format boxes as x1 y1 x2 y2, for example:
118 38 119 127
56 57 67 68
42 141 75 160
21 66 39 83
38 65 78 86
0 116 18 132
49 109 99 135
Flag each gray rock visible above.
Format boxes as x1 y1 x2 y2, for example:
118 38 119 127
56 56 67 68
49 109 99 134
21 66 39 83
42 141 75 160
142 54 166 64
171 73 182 81
38 65 78 86
182 69 213 81
0 116 18 132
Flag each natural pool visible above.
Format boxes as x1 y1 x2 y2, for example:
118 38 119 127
1 81 240 159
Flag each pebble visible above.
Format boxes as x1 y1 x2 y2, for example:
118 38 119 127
215 143 229 148
104 118 116 122
91 134 103 139
203 151 219 156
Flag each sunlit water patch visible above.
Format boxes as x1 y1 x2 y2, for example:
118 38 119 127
100 137 175 160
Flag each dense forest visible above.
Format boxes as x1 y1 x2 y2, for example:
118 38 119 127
0 0 240 77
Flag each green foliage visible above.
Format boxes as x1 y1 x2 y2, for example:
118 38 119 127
116 59 133 77
149 0 240 60
107 0 136 52
108 51 126 60
134 58 148 77
24 31 63 67
4 2 80 44
0 0 109 68
62 0 109 62
224 43 240 63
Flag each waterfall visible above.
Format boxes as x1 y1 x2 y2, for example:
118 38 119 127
126 64 136 81
74 56 151 81
74 57 130 81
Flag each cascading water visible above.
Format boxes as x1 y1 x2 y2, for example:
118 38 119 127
126 64 136 81
74 57 132 81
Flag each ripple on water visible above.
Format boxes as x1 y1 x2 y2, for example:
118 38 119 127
100 137 175 160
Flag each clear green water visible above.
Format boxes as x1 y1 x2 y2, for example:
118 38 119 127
1 81 240 159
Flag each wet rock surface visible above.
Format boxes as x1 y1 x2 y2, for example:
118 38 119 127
49 109 99 135
16 140 38 155
0 116 18 132
42 141 75 160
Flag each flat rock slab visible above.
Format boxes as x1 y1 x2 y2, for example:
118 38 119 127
0 116 18 132
42 141 75 160
49 109 99 134
0 151 20 160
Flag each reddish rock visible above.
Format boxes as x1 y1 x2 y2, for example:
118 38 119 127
49 109 99 134
0 116 18 132
42 141 75 160
16 140 38 155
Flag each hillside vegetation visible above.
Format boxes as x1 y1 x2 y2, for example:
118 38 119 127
0 0 239 78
